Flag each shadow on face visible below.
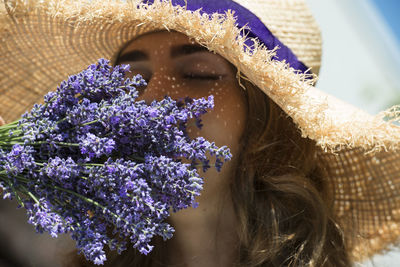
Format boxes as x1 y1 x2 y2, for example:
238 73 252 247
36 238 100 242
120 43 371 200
115 30 247 204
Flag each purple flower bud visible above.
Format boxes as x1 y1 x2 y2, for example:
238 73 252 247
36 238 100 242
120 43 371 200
0 58 231 265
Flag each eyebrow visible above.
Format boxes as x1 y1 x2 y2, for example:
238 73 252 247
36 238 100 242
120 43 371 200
116 50 148 63
170 44 210 58
117 44 210 63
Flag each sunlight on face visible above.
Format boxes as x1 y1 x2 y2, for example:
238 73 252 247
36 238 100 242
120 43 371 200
116 31 247 207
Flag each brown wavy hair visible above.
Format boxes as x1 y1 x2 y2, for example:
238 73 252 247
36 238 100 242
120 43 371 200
66 76 352 267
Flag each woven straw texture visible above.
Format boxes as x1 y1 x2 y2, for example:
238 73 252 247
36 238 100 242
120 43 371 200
1 0 400 262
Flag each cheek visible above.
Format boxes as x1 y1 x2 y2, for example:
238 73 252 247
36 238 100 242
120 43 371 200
138 75 188 102
190 84 246 202
140 76 247 155
188 83 247 157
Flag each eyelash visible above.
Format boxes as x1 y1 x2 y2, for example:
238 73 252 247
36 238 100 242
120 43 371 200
183 73 221 80
130 70 222 82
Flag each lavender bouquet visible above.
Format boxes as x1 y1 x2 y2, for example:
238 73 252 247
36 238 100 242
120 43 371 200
0 59 231 264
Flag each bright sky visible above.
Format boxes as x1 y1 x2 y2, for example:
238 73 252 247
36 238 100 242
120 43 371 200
306 0 400 115
371 0 400 43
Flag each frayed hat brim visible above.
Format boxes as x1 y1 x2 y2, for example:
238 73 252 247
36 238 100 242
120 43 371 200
2 0 400 261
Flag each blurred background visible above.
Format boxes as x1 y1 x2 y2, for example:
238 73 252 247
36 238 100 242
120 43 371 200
305 0 400 266
0 0 400 266
306 0 400 114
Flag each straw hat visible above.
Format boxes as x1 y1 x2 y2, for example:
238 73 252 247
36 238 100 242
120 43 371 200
1 0 400 262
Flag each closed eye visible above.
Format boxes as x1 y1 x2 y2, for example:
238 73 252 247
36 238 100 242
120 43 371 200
183 73 223 80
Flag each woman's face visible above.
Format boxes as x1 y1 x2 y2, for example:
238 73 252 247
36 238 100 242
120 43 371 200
117 31 246 207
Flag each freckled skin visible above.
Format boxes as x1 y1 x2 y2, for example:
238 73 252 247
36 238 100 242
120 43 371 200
118 31 247 266
119 31 247 203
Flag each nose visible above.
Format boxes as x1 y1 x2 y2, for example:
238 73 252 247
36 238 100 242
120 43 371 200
138 70 175 104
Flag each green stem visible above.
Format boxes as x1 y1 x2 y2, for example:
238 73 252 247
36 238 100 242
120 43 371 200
80 120 100 127
25 141 80 147
5 129 22 135
127 155 145 162
0 120 19 130
0 141 23 146
81 163 104 167
5 178 25 207
25 189 40 205
51 185 124 223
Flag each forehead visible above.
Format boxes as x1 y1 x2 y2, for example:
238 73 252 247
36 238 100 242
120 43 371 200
122 31 197 52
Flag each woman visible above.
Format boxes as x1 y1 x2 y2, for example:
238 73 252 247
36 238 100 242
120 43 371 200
1 0 400 266
74 30 346 267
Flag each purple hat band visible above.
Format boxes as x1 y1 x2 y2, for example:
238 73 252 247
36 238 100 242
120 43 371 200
144 0 311 74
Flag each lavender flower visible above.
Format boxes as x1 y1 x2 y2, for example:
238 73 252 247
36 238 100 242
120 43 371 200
0 59 232 265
